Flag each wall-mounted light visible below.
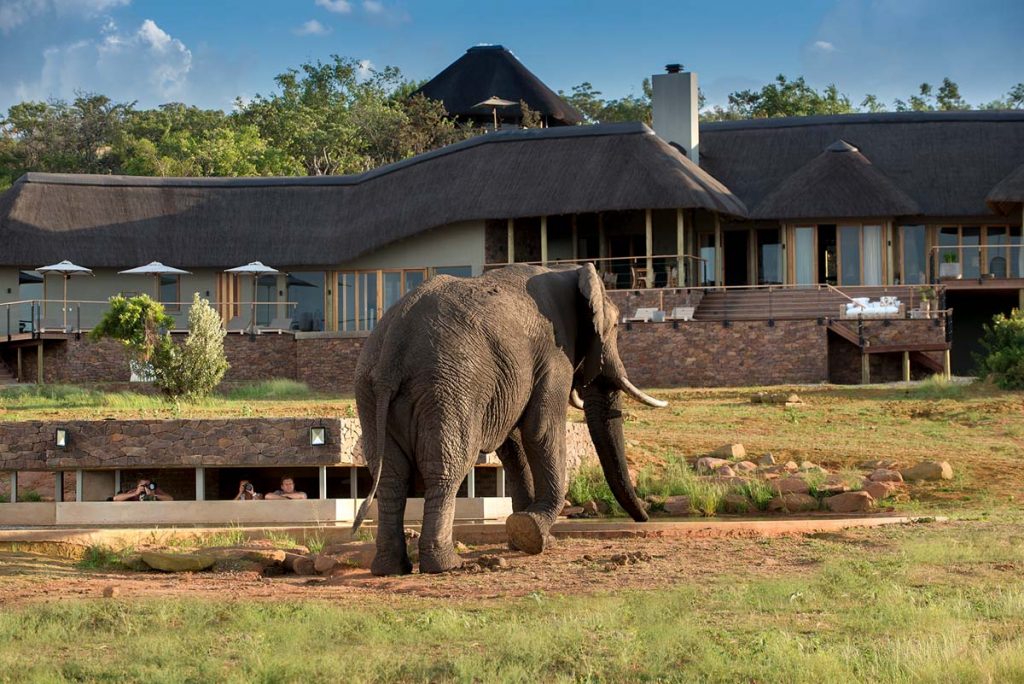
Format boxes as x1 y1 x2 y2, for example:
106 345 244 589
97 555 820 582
309 426 327 446
55 427 68 448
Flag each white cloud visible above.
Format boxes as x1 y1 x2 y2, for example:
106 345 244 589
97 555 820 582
811 40 836 53
294 19 331 36
362 0 383 13
356 59 373 81
16 18 191 103
0 0 130 33
315 0 351 14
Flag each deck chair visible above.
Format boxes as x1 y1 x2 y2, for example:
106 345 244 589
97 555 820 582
630 266 650 289
263 317 296 333
226 316 249 333
667 306 695 322
627 307 659 322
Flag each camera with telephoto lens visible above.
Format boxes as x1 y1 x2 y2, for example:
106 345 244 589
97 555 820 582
243 483 254 493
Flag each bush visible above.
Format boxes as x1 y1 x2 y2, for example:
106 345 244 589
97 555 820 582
975 308 1024 389
90 295 174 364
154 294 230 401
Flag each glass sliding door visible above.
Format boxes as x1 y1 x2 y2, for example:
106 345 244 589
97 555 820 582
1011 227 1024 278
986 227 1008 277
961 227 981 279
339 273 356 331
838 225 862 286
900 225 927 284
862 225 882 286
793 227 815 286
698 233 716 286
756 229 782 285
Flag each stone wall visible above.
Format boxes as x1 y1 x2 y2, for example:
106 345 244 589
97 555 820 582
617 320 829 387
827 320 947 384
295 333 367 393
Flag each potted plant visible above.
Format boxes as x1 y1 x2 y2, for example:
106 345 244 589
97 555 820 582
914 286 936 318
939 252 962 279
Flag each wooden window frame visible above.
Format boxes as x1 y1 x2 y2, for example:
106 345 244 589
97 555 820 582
336 268 429 332
159 274 181 312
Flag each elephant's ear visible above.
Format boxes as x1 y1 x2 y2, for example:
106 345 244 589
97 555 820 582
578 263 613 385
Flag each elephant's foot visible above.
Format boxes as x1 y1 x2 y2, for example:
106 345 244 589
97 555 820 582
370 550 413 577
505 512 550 555
418 543 463 574
508 532 556 553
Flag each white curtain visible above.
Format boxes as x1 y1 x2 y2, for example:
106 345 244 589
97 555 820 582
794 227 814 285
863 225 882 285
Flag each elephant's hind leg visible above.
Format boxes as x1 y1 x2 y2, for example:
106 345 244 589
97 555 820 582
370 438 414 577
496 428 534 513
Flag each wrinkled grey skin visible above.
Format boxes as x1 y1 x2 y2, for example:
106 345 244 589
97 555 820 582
352 263 666 575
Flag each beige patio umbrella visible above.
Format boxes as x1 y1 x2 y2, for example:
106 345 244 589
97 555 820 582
118 261 192 301
36 260 94 330
474 95 517 131
225 261 280 332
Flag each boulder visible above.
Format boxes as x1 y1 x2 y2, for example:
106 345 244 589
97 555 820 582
560 500 574 515
313 554 338 574
901 461 953 481
758 453 776 466
662 495 691 516
242 549 287 567
816 476 849 496
733 461 758 474
141 552 216 573
863 481 902 501
772 477 810 496
783 461 800 472
860 459 900 470
710 444 746 459
716 465 737 479
868 469 904 483
799 461 817 471
721 493 752 514
696 457 731 473
595 499 612 514
284 553 317 575
561 506 584 517
767 493 819 513
582 501 600 515
102 585 119 598
825 491 875 513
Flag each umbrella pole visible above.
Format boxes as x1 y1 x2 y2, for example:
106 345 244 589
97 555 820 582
493 107 498 131
63 276 68 330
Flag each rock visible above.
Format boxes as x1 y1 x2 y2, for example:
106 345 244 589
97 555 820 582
816 476 849 496
783 461 800 472
696 457 731 473
595 499 612 514
662 495 691 516
868 469 904 483
711 444 746 459
716 465 737 478
758 453 776 466
582 501 600 515
863 481 902 501
242 549 287 567
772 477 810 496
825 491 875 513
767 493 819 513
141 552 216 573
799 461 817 471
291 556 317 576
560 500 573 514
901 461 953 481
860 459 900 470
721 493 751 514
120 554 149 572
313 554 338 574
561 506 584 517
714 476 751 488
102 585 119 598
733 461 758 474
476 554 507 570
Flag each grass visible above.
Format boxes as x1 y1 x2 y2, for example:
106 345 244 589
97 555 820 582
76 544 134 570
225 379 316 401
3 521 1023 682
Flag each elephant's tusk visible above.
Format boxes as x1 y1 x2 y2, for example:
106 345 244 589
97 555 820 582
619 377 668 408
569 389 585 410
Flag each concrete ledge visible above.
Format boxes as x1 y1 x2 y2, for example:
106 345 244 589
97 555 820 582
0 503 57 526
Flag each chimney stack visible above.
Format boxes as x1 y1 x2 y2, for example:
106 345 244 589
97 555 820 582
652 64 699 165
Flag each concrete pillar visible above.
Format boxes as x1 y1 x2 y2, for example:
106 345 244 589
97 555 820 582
467 467 476 498
350 466 359 499
36 343 43 385
55 471 64 503
195 467 205 501
495 467 506 498
676 209 685 287
507 218 515 264
645 209 654 287
1019 288 1024 310
75 470 83 502
861 353 871 385
540 216 549 266
10 472 17 503
902 351 911 383
319 466 328 500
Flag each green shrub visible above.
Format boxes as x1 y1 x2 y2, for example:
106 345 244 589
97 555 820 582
20 490 43 502
566 465 619 512
154 294 230 401
635 457 725 517
77 545 129 570
90 294 174 364
975 308 1024 389
736 478 775 511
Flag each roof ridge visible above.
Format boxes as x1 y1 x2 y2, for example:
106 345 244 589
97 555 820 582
702 110 1024 132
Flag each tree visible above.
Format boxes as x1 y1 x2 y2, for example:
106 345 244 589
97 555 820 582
519 100 543 129
975 308 1024 389
89 295 174 366
153 294 229 401
936 78 968 111
860 94 886 113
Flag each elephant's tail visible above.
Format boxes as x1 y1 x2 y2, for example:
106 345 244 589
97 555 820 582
352 387 393 534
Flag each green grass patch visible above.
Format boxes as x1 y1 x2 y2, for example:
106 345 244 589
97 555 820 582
225 379 315 401
76 544 134 571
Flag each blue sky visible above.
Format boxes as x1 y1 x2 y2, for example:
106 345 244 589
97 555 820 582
0 0 1021 114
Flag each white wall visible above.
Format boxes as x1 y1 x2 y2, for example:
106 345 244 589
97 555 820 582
340 220 486 275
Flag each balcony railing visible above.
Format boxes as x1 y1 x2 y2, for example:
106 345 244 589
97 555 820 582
1 299 302 341
483 253 709 289
929 243 1024 283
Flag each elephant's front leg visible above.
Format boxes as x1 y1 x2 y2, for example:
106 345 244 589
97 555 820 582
370 438 414 576
496 428 534 513
505 366 571 555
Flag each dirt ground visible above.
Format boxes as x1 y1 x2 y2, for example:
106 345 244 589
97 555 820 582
0 527 872 608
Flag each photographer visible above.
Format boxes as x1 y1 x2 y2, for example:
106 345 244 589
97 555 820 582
112 478 174 502
233 479 262 501
263 476 307 500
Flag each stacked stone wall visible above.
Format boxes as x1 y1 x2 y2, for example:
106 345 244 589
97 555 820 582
295 334 367 393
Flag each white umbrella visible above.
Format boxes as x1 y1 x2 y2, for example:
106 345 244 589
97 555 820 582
118 261 192 301
225 262 280 332
474 95 517 131
36 260 94 329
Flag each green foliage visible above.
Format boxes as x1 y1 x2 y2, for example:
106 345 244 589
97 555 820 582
306 532 327 553
566 465 619 512
89 295 174 364
77 545 131 570
975 308 1024 389
153 294 229 401
200 527 248 548
19 490 42 502
559 80 653 124
736 478 775 511
226 379 314 401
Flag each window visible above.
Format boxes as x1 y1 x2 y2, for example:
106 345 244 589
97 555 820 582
255 275 277 326
432 266 472 278
159 274 180 311
756 229 782 285
697 233 717 286
792 227 815 286
838 224 882 287
338 268 428 332
900 225 927 284
287 271 325 332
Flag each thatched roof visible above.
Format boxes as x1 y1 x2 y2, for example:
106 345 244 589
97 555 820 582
751 139 921 220
413 45 584 125
0 123 746 268
987 162 1024 214
701 111 1024 217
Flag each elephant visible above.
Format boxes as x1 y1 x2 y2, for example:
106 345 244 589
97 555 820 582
352 263 667 575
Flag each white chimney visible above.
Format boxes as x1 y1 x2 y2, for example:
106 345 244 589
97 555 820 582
652 64 699 165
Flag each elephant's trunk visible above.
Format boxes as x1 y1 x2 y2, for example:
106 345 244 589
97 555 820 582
581 383 649 522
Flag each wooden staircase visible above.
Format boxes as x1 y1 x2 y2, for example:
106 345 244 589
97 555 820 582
0 360 18 386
